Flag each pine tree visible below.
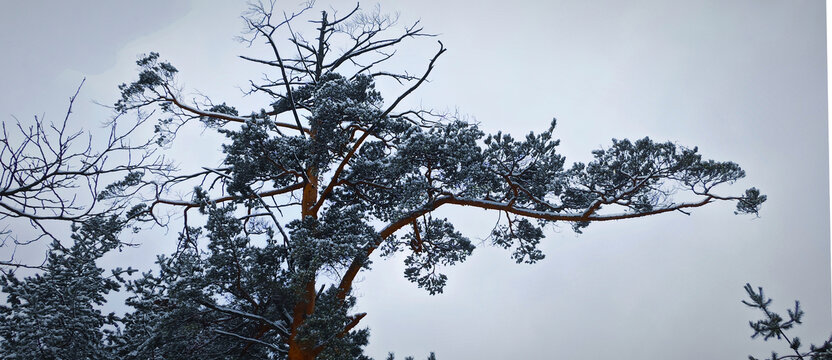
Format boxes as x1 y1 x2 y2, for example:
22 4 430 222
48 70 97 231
106 3 766 358
0 216 132 359
1 3 767 359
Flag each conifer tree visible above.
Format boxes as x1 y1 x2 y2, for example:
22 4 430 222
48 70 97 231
107 3 766 358
0 216 132 359
1 2 767 359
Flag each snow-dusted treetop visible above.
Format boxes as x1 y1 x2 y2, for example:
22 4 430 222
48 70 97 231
3 2 766 360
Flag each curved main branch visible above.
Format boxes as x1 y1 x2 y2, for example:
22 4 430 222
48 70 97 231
336 193 725 300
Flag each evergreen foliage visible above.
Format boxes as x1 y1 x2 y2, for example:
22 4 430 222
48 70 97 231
0 3 767 359
0 216 132 359
743 284 832 360
385 352 436 360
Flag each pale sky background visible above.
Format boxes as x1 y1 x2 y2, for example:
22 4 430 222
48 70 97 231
0 1 828 359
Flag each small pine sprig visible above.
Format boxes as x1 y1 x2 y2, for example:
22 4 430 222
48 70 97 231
742 283 832 360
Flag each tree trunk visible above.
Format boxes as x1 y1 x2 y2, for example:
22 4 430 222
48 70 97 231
287 346 316 360
288 12 328 359
288 276 318 359
288 130 320 358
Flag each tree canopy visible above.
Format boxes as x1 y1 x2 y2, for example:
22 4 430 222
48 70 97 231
0 3 765 359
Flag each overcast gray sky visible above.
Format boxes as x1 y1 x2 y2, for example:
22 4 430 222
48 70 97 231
0 1 828 359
